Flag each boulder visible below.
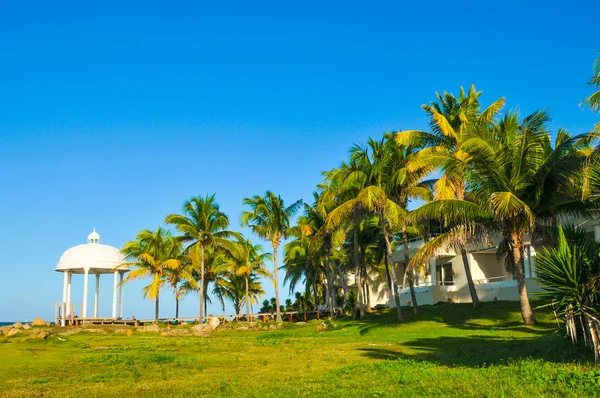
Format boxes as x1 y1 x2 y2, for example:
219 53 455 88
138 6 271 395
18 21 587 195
207 316 220 330
31 317 46 327
0 326 12 335
170 329 189 335
115 329 132 336
11 322 23 329
191 324 211 336
136 324 160 333
38 331 49 340
7 328 19 337
22 324 31 330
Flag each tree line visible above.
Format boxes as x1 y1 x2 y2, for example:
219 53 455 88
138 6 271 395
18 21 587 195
121 54 600 344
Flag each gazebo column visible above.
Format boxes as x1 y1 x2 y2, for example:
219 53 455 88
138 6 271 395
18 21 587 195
118 271 124 319
112 271 118 318
66 271 72 317
82 268 89 318
94 273 100 318
62 272 68 318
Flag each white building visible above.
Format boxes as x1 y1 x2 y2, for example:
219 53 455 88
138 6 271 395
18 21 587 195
351 220 600 308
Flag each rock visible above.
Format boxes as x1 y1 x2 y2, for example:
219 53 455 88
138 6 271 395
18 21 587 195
7 328 19 337
136 324 160 333
207 316 220 330
171 329 189 335
38 331 49 340
191 324 211 336
32 317 46 327
23 324 31 330
11 322 23 329
115 329 132 336
0 326 12 335
269 324 277 330
316 322 328 332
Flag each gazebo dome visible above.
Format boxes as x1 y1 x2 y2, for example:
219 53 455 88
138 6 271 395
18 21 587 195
56 229 128 274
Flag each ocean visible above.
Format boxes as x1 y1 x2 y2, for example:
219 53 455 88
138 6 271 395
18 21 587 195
0 322 15 327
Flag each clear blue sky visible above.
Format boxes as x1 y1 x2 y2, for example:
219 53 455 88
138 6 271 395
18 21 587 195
0 1 598 321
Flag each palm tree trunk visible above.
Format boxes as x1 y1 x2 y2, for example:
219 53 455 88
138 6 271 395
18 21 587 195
382 221 403 322
313 278 319 309
325 251 335 318
175 296 179 319
336 260 348 296
353 227 365 318
511 231 536 325
361 251 372 311
245 275 250 321
199 242 205 323
460 247 480 308
155 290 160 323
272 241 282 322
403 229 419 315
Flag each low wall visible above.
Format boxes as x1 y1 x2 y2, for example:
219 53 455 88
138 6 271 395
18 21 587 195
390 279 542 307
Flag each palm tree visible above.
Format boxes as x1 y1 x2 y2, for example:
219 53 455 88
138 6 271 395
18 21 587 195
296 194 342 318
229 237 272 320
214 272 265 315
396 86 505 308
165 246 195 319
325 135 431 321
582 53 600 117
411 110 594 324
120 227 182 322
242 191 302 322
166 194 240 323
321 160 369 318
283 224 324 310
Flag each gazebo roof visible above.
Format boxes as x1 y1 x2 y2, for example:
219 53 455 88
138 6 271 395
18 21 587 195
55 229 128 274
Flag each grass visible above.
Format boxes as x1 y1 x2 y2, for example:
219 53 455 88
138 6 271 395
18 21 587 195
1 301 599 397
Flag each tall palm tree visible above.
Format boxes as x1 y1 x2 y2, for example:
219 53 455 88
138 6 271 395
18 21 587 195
120 227 182 322
230 237 272 320
325 135 431 321
299 194 344 318
242 191 302 322
396 86 505 308
321 160 370 318
411 110 594 324
283 223 324 310
166 194 240 323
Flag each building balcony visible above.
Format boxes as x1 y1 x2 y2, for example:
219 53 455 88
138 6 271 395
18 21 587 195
392 234 457 264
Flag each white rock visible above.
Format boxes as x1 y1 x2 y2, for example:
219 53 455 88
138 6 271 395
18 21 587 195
208 316 220 330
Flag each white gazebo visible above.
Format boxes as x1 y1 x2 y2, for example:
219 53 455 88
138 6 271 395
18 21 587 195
55 228 129 321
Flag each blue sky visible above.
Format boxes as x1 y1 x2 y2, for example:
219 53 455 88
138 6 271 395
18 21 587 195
0 1 598 321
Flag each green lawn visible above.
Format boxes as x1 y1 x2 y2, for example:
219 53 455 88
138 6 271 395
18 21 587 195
2 302 599 397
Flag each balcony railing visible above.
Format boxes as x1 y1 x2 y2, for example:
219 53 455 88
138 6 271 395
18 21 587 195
475 275 512 284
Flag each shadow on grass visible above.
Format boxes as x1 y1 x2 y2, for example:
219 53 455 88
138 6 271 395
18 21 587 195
357 301 556 337
358 333 594 366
